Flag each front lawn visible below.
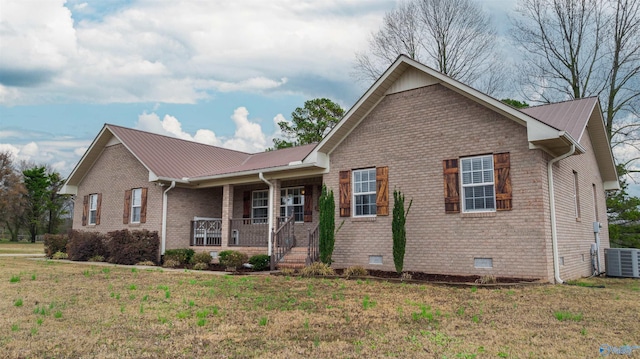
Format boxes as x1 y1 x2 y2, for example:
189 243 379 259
0 240 44 255
0 257 638 358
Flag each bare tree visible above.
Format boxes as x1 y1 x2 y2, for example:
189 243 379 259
512 0 640 142
353 0 503 94
0 152 26 241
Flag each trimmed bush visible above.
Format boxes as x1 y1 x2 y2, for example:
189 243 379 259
105 230 159 265
344 265 368 279
162 259 180 268
44 234 68 258
164 249 195 266
66 230 107 261
248 254 271 271
299 262 335 277
88 255 105 262
52 251 68 260
192 251 213 265
218 250 248 268
193 262 208 270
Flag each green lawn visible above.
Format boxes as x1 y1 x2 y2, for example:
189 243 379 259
1 257 639 358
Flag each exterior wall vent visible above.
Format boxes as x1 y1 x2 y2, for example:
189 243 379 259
605 248 640 278
369 255 383 265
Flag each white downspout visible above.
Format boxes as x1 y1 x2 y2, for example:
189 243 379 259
259 172 274 256
548 144 575 284
161 181 176 256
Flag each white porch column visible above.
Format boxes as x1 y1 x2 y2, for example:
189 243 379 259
270 179 281 234
221 184 234 247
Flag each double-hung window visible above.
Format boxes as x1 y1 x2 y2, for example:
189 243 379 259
131 188 142 223
89 194 98 225
280 187 304 222
353 168 377 216
461 155 495 212
252 190 268 224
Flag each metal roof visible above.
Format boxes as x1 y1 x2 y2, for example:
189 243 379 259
108 124 250 179
520 97 598 142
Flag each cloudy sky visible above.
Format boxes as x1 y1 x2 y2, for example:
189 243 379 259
5 0 633 196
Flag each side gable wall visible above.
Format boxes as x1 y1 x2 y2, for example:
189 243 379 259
551 130 611 279
324 84 553 280
73 143 163 234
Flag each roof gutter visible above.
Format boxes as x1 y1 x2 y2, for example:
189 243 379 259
258 172 274 256
161 181 176 256
187 162 322 183
547 143 576 284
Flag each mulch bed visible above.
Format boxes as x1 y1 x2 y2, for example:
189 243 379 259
333 268 539 284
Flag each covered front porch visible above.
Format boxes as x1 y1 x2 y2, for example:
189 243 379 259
166 175 323 268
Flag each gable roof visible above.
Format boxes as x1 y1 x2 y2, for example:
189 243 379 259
306 55 618 190
61 124 322 194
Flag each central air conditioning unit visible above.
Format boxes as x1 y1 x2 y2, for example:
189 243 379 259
605 248 640 278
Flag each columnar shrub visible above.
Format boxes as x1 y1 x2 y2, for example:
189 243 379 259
105 230 159 265
319 185 335 264
44 233 68 258
248 254 270 271
392 189 412 274
164 249 195 266
66 230 107 261
218 250 248 268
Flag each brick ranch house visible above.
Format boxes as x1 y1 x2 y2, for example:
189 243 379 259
61 55 618 283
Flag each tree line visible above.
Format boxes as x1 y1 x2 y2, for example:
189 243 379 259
0 152 70 242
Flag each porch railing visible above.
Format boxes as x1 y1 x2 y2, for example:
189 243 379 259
306 224 319 265
228 218 269 247
191 218 222 246
270 215 296 270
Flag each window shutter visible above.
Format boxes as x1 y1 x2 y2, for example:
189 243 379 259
96 193 102 225
140 187 148 223
494 153 512 211
243 191 251 218
123 190 131 224
82 195 88 226
443 159 460 213
339 170 351 217
304 185 313 222
376 166 389 216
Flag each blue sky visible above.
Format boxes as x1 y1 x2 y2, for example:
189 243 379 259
4 0 633 196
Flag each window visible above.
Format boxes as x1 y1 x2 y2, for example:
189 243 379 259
461 155 495 212
353 168 377 216
280 187 304 222
89 194 98 225
252 190 268 224
131 188 142 223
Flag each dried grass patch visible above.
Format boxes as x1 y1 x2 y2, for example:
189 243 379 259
0 257 639 358
0 241 44 255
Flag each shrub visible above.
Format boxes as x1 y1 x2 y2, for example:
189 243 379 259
280 268 295 276
44 234 68 258
192 251 212 265
52 251 68 260
162 259 180 268
248 254 271 271
164 249 195 266
344 265 368 279
400 272 413 281
105 230 159 265
218 250 248 268
477 275 497 284
319 185 336 264
299 262 335 277
66 230 107 261
88 255 105 262
392 189 412 274
136 261 156 266
193 262 209 270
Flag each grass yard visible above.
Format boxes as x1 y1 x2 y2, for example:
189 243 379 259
0 240 44 255
1 257 639 358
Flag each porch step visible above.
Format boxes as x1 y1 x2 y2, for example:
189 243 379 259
276 247 308 270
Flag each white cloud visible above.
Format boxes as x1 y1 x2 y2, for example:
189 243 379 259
0 143 20 158
21 142 39 157
136 112 222 146
0 0 388 105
